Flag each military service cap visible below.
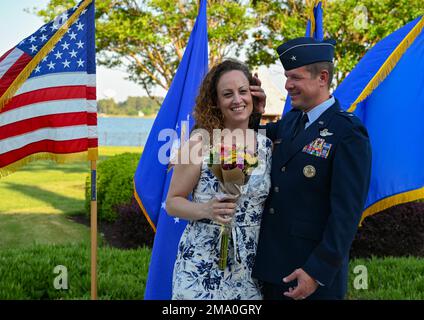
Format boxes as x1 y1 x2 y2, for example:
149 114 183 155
277 37 336 71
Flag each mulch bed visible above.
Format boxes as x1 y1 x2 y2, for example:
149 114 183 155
68 197 155 250
68 214 129 249
350 201 424 258
69 200 424 258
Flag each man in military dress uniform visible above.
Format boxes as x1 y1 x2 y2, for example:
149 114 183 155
250 37 372 300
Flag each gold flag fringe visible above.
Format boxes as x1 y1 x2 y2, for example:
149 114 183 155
306 0 325 38
360 187 424 226
133 180 157 233
0 148 98 178
348 15 424 112
308 4 316 37
0 0 93 110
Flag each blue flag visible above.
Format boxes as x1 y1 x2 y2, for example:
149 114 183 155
305 0 324 41
133 0 208 300
334 16 424 222
282 0 324 115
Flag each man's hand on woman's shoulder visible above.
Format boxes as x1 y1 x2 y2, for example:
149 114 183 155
250 73 266 114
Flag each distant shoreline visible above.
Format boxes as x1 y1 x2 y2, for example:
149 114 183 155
98 114 156 119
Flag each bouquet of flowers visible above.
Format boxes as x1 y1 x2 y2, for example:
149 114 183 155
208 143 258 270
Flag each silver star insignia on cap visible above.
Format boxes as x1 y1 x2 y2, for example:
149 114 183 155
291 55 297 61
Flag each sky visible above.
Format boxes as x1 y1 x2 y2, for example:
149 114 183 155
0 1 286 104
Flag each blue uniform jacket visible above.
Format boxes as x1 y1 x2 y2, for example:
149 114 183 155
252 99 372 299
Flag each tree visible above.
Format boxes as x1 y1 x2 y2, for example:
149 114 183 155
248 0 423 86
32 0 255 102
97 98 118 114
97 96 162 116
32 1 423 92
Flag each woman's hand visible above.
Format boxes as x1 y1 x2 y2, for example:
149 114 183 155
202 197 237 225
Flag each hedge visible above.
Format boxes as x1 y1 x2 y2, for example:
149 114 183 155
1 244 424 299
0 244 150 300
85 152 141 222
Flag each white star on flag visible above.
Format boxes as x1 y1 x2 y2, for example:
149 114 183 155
40 34 48 42
47 61 56 70
69 50 78 58
30 45 38 53
161 201 166 210
77 59 84 67
62 60 71 68
76 22 84 31
69 31 77 40
54 51 63 59
174 217 180 223
61 42 70 50
291 55 297 61
60 13 68 22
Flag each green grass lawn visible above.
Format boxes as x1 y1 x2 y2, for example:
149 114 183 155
0 243 423 300
0 146 141 249
0 145 423 300
348 256 424 300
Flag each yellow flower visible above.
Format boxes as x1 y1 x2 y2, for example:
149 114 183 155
245 153 257 165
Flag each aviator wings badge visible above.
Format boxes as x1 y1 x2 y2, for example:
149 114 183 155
320 129 334 137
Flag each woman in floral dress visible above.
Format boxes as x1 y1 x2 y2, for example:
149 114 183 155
166 59 271 300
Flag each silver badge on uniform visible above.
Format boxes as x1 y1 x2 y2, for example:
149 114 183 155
319 129 334 137
303 165 316 178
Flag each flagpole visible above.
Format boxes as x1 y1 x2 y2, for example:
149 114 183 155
90 160 98 300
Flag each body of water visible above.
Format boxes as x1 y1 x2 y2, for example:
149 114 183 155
97 117 155 146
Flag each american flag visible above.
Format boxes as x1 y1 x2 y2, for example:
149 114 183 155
0 0 97 177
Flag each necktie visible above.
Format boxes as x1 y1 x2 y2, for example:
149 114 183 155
293 113 309 138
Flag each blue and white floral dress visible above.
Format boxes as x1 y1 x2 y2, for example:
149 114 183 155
172 133 272 300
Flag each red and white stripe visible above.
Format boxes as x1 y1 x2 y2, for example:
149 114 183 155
0 48 33 97
0 55 97 168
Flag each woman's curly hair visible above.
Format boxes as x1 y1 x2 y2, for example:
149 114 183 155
193 59 259 137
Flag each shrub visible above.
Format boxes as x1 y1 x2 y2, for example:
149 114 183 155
2 244 424 299
0 243 151 299
350 201 424 259
85 152 141 222
114 197 155 249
